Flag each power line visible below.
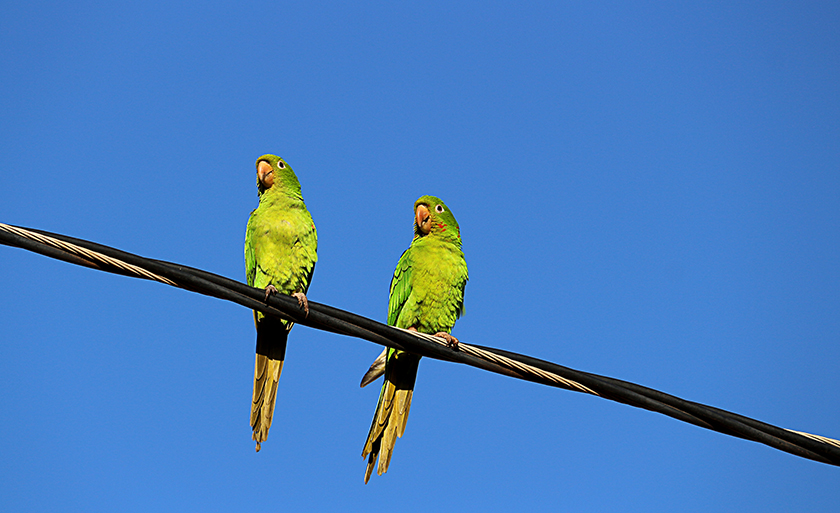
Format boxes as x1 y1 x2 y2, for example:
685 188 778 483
1 221 838 466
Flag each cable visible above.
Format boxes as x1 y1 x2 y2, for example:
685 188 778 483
1 221 838 466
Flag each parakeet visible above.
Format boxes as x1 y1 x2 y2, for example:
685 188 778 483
244 154 317 452
360 195 468 482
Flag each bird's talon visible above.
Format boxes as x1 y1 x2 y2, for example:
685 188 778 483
263 285 278 302
293 292 310 318
434 332 459 350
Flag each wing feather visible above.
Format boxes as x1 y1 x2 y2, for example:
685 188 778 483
387 248 413 326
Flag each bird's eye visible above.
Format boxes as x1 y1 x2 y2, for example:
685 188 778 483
435 205 444 213
277 161 285 169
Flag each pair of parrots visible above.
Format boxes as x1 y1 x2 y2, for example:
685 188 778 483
244 154 468 482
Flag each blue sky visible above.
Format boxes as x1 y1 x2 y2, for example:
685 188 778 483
1 1 838 511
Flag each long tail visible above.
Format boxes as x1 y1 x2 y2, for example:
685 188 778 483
361 349 421 483
251 315 291 452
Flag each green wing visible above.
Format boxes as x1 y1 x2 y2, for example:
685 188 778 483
387 247 413 327
244 209 258 288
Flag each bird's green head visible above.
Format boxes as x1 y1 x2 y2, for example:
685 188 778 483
255 154 302 198
413 195 461 245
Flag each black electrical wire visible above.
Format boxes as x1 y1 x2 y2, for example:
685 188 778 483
1 222 838 467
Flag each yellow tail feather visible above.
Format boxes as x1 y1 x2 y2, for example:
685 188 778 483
251 355 284 451
250 316 290 452
361 350 420 482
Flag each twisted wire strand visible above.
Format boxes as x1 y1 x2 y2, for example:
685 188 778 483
0 222 177 286
788 430 840 450
401 329 599 395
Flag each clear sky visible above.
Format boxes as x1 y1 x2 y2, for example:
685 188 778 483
1 1 838 511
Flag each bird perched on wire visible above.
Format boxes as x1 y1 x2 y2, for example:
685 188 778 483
360 195 468 482
244 154 317 451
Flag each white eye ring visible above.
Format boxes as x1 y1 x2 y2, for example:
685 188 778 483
277 161 285 169
435 205 444 213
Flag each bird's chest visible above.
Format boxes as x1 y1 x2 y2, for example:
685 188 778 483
249 207 312 289
403 244 464 328
252 206 306 250
412 256 460 288
412 242 463 284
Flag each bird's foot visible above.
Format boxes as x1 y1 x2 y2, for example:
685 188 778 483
292 292 310 317
263 285 278 302
434 332 459 350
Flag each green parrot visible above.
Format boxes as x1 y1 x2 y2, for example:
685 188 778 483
244 154 317 452
360 195 468 483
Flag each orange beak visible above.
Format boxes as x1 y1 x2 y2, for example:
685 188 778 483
257 160 274 189
415 204 431 235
